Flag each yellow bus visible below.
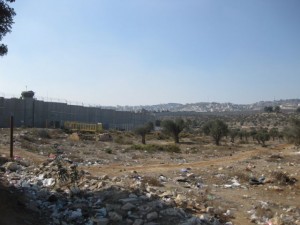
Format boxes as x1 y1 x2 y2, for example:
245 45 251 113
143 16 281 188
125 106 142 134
64 121 103 133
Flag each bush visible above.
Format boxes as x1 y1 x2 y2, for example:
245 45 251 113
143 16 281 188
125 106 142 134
128 144 181 153
38 129 51 139
284 118 300 145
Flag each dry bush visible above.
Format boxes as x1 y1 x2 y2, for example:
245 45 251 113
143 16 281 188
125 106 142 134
142 176 163 187
226 171 251 183
37 129 51 139
113 135 133 145
271 171 297 185
20 140 39 152
69 133 80 141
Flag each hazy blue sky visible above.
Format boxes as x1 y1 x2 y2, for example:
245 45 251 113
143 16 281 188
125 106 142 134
0 0 299 106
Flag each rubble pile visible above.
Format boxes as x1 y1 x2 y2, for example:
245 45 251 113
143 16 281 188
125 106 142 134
0 158 232 225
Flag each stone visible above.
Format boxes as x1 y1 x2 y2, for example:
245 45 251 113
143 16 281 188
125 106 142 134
48 194 58 202
4 162 20 172
93 218 109 225
160 208 186 218
122 202 136 211
95 207 107 217
69 209 82 220
42 178 55 187
19 159 31 167
269 215 284 225
133 219 144 225
206 207 214 214
70 185 81 195
108 211 122 221
146 211 158 221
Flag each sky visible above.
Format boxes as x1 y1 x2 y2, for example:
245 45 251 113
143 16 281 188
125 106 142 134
0 0 300 106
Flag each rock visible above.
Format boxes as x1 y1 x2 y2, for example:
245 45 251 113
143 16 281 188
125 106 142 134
146 211 158 221
269 215 284 225
4 162 20 172
133 219 144 225
69 209 82 220
108 211 122 221
122 202 136 211
95 207 107 217
160 208 186 218
42 178 55 187
48 194 58 202
106 204 121 211
93 218 109 225
268 185 284 191
206 207 214 214
70 185 81 195
119 197 139 204
19 159 31 167
0 166 5 172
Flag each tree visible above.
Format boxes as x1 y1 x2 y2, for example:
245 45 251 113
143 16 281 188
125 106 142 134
134 122 154 144
264 106 273 113
274 105 281 113
229 129 239 143
0 0 16 56
269 127 279 141
250 129 257 141
296 107 300 113
161 119 185 143
155 119 161 127
255 128 270 147
203 119 228 145
284 118 300 145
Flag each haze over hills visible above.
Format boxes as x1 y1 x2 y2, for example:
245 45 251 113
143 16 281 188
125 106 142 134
102 99 300 113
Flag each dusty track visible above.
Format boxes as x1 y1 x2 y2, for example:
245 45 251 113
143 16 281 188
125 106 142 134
84 144 288 176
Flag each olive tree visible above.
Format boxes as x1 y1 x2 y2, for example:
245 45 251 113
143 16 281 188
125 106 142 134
203 119 228 145
284 118 300 145
255 128 270 147
161 119 185 143
134 122 154 144
229 128 239 143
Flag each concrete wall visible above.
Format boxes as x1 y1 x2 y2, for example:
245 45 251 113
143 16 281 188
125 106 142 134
0 97 154 130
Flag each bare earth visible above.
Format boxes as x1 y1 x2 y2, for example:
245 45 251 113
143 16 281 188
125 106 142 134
0 128 299 225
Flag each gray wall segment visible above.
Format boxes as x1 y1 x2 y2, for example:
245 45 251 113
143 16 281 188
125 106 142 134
0 97 154 130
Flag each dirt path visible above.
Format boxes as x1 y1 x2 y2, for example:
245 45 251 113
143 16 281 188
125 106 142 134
84 145 287 176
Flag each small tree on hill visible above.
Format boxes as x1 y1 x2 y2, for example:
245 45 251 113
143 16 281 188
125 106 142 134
134 122 154 144
161 119 185 143
296 107 300 113
274 105 281 113
229 129 239 143
203 119 228 145
255 128 270 147
264 106 273 113
269 127 279 141
284 118 300 145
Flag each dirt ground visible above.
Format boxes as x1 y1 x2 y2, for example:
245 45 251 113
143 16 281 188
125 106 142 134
0 128 299 225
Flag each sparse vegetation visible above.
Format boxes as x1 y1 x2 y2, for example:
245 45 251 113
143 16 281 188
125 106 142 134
134 122 154 144
129 143 181 153
161 119 185 143
203 119 229 145
284 118 300 145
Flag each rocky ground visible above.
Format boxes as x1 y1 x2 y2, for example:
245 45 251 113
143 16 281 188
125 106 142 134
0 128 299 225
